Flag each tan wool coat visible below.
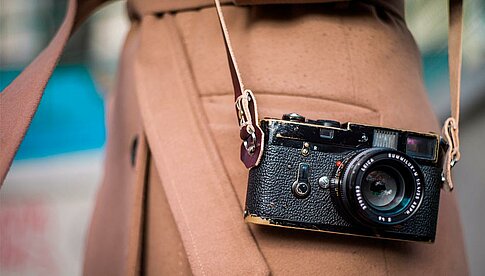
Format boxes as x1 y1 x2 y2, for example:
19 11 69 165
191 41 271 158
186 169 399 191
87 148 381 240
0 0 468 275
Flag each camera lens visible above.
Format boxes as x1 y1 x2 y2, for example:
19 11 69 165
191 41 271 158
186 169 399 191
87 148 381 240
330 148 424 226
361 166 404 211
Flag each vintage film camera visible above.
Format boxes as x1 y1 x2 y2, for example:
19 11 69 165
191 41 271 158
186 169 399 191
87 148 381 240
245 113 446 242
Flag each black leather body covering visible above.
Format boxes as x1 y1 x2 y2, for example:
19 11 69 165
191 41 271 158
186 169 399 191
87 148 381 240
246 121 442 242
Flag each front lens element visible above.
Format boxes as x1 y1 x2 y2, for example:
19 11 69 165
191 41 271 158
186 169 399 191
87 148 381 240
330 148 425 227
362 166 404 211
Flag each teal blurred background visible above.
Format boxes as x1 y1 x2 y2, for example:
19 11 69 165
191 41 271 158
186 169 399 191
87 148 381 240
1 0 484 275
0 66 105 159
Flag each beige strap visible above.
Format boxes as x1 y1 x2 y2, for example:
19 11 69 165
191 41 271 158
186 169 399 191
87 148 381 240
442 0 464 191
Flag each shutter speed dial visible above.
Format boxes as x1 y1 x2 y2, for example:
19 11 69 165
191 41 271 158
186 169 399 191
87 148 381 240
282 113 306 123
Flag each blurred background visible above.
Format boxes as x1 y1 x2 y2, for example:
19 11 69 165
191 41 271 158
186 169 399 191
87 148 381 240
0 0 484 275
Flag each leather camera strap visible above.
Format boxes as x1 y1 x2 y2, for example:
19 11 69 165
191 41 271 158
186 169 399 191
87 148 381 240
214 0 265 169
442 0 463 191
214 0 464 190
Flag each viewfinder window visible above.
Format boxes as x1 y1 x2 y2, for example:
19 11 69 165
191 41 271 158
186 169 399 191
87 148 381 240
320 128 334 139
406 135 436 160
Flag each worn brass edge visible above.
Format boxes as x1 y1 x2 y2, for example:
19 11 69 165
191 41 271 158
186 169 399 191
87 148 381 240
244 214 433 244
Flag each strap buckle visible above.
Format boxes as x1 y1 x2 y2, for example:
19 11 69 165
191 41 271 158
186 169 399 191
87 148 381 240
235 90 253 128
444 117 461 167
235 90 257 155
243 131 257 155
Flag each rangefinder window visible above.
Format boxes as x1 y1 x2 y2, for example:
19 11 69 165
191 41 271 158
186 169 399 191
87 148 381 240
372 129 398 149
406 135 436 160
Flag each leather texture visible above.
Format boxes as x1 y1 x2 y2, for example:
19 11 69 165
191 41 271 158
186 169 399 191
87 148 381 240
0 0 469 275
246 142 441 241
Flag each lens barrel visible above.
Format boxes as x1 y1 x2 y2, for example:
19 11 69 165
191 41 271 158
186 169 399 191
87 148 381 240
331 148 425 226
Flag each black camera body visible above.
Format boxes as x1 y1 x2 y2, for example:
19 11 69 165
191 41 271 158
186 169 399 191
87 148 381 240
245 113 445 242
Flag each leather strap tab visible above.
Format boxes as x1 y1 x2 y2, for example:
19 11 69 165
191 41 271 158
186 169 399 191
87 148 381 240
442 0 463 191
214 0 265 168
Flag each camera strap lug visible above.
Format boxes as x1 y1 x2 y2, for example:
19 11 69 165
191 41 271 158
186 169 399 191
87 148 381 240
442 117 460 191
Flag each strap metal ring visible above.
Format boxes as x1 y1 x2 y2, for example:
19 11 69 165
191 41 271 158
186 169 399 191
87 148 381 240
243 132 257 155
